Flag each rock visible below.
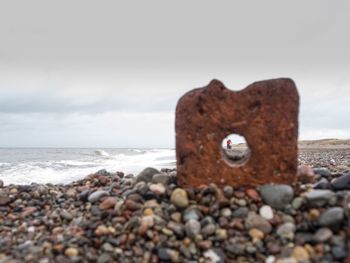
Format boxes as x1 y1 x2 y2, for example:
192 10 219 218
249 228 264 242
245 212 272 234
176 78 299 188
183 207 201 222
297 165 315 183
201 223 216 237
170 188 189 208
136 167 159 183
185 219 201 238
223 185 234 198
313 178 331 189
149 183 166 195
99 197 117 210
158 248 179 262
60 209 73 221
331 172 350 190
97 253 112 263
0 180 3 188
318 207 344 226
220 208 232 217
292 197 304 210
259 205 274 220
65 247 79 257
232 207 249 218
313 167 332 177
88 191 109 203
0 195 10 206
204 249 224 263
305 190 335 207
331 245 347 260
277 222 296 240
245 188 261 201
152 173 171 185
215 228 227 240
259 184 294 210
292 246 309 262
313 227 333 243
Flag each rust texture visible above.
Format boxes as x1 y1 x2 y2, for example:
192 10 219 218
175 78 299 188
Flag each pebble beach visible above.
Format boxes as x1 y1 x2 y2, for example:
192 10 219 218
0 148 349 263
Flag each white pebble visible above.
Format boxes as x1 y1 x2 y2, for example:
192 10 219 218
259 205 274 220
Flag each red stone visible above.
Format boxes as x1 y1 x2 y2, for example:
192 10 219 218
176 78 299 188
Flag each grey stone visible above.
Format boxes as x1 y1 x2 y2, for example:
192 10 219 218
60 209 73 221
232 207 249 218
277 222 296 240
313 167 332 177
245 212 272 234
318 207 344 226
136 167 159 183
305 190 335 207
313 178 331 189
88 191 109 203
152 173 171 185
185 219 201 238
313 228 333 243
331 172 350 190
259 184 294 210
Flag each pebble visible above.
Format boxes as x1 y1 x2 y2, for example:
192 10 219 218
136 167 159 183
170 188 189 208
292 246 309 262
0 195 10 205
220 207 232 217
313 167 332 177
313 227 333 243
259 184 294 210
223 185 233 198
152 173 171 185
313 178 331 189
259 205 274 220
291 197 304 210
65 247 79 257
149 183 166 194
249 228 264 241
88 190 109 203
277 222 296 240
99 197 117 210
318 207 344 226
185 219 201 238
305 189 335 207
59 209 73 221
245 212 272 234
201 223 216 237
331 172 350 190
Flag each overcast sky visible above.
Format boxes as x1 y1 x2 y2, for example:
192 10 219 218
0 0 349 148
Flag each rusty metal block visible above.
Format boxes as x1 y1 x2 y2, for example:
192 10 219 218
175 78 299 188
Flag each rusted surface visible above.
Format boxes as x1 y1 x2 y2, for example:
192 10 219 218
175 78 299 188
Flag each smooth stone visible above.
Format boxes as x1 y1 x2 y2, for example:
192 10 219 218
291 197 304 210
313 227 333 242
183 207 201 222
223 185 234 198
313 167 332 177
292 246 309 262
136 167 159 183
259 184 294 210
331 172 350 190
232 207 249 218
99 197 117 210
313 178 331 189
259 205 274 220
60 210 73 221
305 190 335 207
220 208 232 218
249 228 264 241
158 248 179 262
215 228 227 240
201 223 216 237
245 212 272 234
88 191 109 203
97 253 112 263
0 195 10 206
185 219 201 238
277 222 296 240
318 207 344 226
149 183 166 195
331 246 347 260
152 173 171 185
204 249 224 263
170 188 189 209
65 247 79 257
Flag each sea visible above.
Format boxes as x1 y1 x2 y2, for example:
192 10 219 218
0 148 176 186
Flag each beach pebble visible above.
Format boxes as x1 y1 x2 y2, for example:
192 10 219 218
149 183 166 195
292 246 309 262
292 197 304 210
136 167 159 183
201 223 216 237
245 212 272 234
259 184 294 210
158 248 179 262
249 228 264 241
97 253 112 263
65 247 79 257
99 197 117 210
152 173 171 185
0 194 10 205
313 227 333 243
60 209 73 221
183 207 201 221
170 188 189 208
88 191 109 203
223 185 234 198
313 167 332 177
259 205 274 220
318 207 344 226
331 172 350 190
277 222 296 240
305 189 335 207
185 219 201 238
313 178 331 189
232 207 249 218
203 249 223 263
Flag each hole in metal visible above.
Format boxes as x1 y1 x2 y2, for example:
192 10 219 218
221 133 250 166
